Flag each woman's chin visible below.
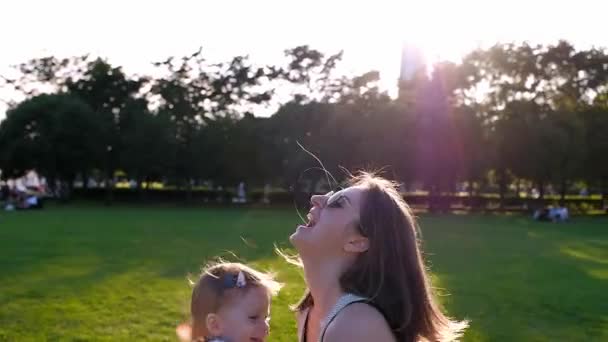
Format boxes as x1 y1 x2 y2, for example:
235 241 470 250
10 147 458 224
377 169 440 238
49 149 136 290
289 225 311 247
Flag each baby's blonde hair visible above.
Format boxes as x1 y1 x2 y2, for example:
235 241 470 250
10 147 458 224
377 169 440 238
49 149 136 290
190 262 281 340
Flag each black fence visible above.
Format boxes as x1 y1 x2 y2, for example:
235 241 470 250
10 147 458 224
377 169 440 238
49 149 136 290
68 188 607 214
71 188 293 204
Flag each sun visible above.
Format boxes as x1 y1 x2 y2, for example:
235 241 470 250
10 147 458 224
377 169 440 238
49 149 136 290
396 0 486 68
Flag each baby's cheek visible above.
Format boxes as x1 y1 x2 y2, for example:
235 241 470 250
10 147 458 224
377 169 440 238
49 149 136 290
226 317 251 341
245 320 263 338
263 321 270 336
232 325 248 340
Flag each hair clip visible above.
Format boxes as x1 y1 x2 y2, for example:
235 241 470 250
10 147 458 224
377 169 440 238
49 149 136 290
236 271 247 288
222 271 247 289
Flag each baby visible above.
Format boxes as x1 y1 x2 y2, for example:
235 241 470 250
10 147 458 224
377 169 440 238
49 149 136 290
177 262 281 342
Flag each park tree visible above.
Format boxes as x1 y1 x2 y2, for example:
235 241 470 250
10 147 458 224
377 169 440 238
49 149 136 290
266 66 396 194
208 114 272 186
119 98 173 197
531 42 606 203
66 58 147 203
549 110 586 203
413 67 460 211
0 94 101 197
458 44 543 205
452 104 487 198
1 41 606 211
5 55 90 96
281 45 345 103
4 55 148 204
151 48 275 199
455 42 600 205
266 101 336 190
583 100 608 209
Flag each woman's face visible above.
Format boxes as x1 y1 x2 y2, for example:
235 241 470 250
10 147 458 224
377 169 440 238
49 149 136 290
290 186 366 259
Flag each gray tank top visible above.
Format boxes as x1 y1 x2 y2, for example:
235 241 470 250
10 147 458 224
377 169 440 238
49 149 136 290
318 293 368 342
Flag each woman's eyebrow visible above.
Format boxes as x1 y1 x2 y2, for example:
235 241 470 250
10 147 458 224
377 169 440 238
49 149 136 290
330 194 351 205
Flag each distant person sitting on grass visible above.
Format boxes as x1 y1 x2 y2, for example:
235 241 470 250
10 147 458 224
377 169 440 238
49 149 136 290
177 262 281 342
533 205 569 223
1 181 15 211
3 178 24 211
0 181 8 201
533 207 550 221
548 206 569 223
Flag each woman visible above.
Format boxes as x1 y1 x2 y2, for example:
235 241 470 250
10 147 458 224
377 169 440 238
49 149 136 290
289 172 467 342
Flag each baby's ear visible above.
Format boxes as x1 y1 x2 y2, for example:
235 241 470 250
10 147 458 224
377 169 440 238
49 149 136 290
176 322 191 342
206 313 223 336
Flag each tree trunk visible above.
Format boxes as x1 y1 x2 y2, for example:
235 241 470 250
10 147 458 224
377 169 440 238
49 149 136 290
141 175 151 201
601 179 607 212
537 180 545 210
66 177 74 202
428 185 437 213
137 173 145 201
468 178 476 211
104 149 113 206
82 171 89 191
56 179 66 203
48 175 57 199
560 179 567 206
186 177 193 204
105 176 113 206
498 168 507 210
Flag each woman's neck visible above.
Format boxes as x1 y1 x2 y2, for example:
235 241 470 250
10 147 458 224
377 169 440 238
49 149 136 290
302 258 345 316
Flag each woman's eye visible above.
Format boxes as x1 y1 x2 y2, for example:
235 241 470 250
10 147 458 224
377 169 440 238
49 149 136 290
327 198 343 208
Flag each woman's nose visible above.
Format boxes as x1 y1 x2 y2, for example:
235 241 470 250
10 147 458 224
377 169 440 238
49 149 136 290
310 193 330 208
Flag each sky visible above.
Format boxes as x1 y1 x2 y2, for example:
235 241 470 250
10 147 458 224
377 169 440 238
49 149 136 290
1 0 607 120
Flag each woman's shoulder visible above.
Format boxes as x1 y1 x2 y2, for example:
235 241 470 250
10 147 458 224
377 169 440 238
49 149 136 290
323 302 395 342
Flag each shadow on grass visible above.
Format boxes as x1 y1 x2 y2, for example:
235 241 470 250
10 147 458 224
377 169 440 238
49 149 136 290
0 206 301 341
2 209 607 341
422 215 608 341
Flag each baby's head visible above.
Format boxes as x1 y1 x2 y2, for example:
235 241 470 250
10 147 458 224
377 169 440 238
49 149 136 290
182 262 281 342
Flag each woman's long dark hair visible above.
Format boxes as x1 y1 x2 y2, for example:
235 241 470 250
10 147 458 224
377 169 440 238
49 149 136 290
294 172 468 342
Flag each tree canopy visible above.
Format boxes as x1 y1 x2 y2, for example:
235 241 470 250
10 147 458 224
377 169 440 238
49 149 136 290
1 42 607 207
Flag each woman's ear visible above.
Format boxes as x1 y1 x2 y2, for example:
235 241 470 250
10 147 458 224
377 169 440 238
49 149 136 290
344 235 369 253
206 313 223 336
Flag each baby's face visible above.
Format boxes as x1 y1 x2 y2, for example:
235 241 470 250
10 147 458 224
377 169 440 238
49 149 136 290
217 287 271 342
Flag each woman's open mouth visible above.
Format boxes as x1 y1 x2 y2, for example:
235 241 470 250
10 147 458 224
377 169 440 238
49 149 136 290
297 212 317 229
305 212 317 228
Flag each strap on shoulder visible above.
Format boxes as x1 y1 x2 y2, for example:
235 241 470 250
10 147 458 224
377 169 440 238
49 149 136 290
318 294 368 342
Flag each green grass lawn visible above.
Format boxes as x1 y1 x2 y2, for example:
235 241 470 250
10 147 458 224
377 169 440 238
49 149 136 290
0 205 607 341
